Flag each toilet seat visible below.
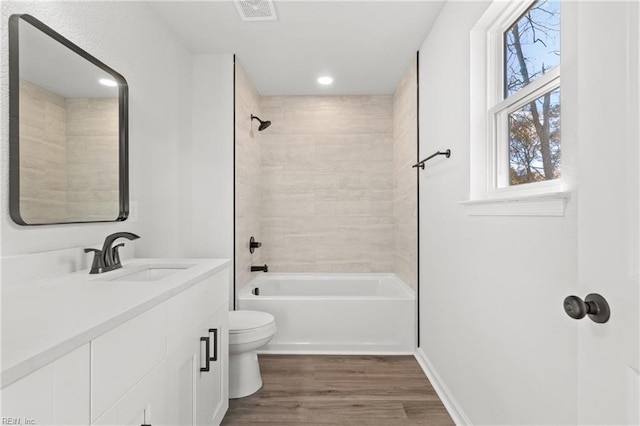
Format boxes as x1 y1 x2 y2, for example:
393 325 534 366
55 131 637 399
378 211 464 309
228 310 276 345
229 310 275 333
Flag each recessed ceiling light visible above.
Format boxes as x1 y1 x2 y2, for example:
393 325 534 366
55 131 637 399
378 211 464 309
99 78 117 87
317 76 333 85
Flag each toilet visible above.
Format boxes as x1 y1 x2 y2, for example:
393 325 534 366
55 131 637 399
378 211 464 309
228 310 277 398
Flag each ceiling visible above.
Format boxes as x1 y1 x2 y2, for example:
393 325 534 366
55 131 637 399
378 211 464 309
19 17 118 98
148 1 445 96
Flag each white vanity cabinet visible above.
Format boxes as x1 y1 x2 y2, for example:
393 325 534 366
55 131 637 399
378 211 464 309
196 306 228 425
91 303 168 424
1 343 91 425
92 361 168 426
166 268 229 425
2 259 230 426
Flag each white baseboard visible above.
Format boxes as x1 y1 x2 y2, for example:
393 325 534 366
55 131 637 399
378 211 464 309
258 349 415 356
414 348 472 426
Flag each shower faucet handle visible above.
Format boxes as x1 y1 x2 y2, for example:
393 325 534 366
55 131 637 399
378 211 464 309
249 236 262 253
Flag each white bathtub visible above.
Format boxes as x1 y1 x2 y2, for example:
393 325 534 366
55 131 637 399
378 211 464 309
237 273 416 354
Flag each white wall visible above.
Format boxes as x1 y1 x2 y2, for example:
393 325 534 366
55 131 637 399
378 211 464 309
189 54 234 259
417 1 578 424
1 1 193 281
190 54 235 306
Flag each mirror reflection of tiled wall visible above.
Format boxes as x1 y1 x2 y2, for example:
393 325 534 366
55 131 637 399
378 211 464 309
19 79 119 224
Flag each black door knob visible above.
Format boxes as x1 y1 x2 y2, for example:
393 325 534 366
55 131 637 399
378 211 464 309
563 293 610 323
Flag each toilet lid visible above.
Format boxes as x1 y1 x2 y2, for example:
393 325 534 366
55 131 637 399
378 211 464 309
229 310 275 333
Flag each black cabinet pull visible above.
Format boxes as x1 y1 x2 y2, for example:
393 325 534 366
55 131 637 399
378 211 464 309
200 336 210 372
209 328 218 362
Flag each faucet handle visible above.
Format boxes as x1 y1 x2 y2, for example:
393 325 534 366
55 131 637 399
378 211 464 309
84 248 104 274
111 243 126 269
249 236 262 253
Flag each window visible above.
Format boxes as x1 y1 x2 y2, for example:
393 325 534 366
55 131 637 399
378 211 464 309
466 0 567 215
488 0 562 195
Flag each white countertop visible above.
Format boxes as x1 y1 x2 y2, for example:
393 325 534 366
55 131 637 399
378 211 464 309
1 258 230 387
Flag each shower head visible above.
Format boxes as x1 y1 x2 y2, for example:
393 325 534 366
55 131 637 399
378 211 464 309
251 114 271 131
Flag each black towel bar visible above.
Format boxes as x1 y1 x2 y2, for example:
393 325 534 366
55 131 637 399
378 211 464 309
412 149 451 170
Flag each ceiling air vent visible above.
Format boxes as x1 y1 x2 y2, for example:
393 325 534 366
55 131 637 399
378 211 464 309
234 0 278 22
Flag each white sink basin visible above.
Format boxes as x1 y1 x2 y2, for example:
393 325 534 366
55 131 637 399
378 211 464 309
99 264 194 282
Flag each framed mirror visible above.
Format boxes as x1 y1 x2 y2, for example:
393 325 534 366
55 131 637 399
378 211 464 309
9 14 128 225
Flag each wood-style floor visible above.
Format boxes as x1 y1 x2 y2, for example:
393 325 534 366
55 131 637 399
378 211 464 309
221 355 454 425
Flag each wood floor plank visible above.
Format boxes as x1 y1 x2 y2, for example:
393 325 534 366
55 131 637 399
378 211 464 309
221 355 454 425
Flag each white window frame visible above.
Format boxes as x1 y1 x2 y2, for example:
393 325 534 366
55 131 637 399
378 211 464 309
490 69 561 195
464 0 568 216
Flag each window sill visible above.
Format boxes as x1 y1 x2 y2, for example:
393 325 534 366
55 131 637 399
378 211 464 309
460 192 570 217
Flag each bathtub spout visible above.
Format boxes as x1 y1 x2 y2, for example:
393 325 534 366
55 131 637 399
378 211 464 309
251 264 268 273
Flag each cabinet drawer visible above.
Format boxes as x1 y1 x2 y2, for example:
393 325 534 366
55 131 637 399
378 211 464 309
1 343 90 425
91 303 167 422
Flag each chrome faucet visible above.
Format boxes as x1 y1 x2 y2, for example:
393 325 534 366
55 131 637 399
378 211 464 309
85 232 140 274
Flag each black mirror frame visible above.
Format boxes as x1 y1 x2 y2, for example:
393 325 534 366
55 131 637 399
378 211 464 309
8 14 129 226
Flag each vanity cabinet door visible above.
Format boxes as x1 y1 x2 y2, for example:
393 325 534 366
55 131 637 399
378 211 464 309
1 343 90 425
196 306 229 426
166 269 229 426
92 360 167 426
91 303 167 423
168 343 198 425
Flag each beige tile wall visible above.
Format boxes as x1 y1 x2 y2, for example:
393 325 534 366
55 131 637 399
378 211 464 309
259 96 395 273
234 62 418 291
235 61 263 290
392 59 418 290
